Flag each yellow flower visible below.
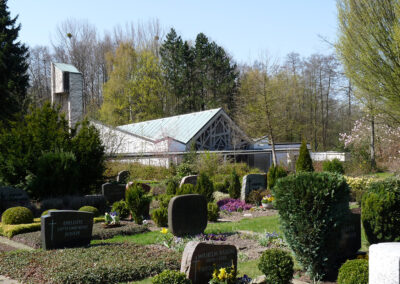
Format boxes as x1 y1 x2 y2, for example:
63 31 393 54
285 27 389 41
160 228 168 234
218 268 227 280
212 270 217 279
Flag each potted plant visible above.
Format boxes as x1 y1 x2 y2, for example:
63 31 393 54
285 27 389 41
261 195 274 209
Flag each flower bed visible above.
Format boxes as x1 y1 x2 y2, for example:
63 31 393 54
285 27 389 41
217 198 252 212
0 243 180 283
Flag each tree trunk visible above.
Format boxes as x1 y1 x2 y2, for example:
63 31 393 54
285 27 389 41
370 115 376 169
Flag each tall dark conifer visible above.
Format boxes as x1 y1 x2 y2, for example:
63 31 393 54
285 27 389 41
0 0 29 123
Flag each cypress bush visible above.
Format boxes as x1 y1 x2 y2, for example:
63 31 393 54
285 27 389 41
322 158 345 174
78 206 100 217
111 200 130 219
166 178 179 195
258 248 294 284
126 182 151 225
228 169 241 199
195 172 214 202
267 164 288 189
361 178 400 244
207 202 220 221
337 259 368 284
176 184 196 195
295 141 314 172
152 207 168 227
273 172 350 280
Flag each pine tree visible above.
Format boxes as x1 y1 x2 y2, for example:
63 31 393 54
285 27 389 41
0 0 29 123
295 141 314 172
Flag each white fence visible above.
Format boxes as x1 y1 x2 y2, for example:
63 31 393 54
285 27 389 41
310 151 350 162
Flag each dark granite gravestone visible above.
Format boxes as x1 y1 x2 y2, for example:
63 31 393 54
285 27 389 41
41 210 93 250
336 210 361 260
168 194 207 236
84 195 107 213
240 174 267 201
102 183 126 204
0 186 30 213
117 170 130 184
181 241 238 284
179 175 198 188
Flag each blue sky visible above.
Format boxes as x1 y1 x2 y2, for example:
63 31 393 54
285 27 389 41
8 0 338 64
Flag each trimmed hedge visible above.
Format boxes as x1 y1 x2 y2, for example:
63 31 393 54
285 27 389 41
78 206 100 217
258 248 294 284
41 209 58 217
273 172 350 280
152 270 191 284
337 259 368 284
0 243 180 283
0 223 41 238
322 158 344 174
1 207 34 225
362 178 400 244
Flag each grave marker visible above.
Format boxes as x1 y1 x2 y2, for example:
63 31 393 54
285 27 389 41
181 241 237 284
102 183 126 204
41 210 93 250
168 194 207 236
370 242 400 284
0 186 30 213
117 170 130 184
240 174 267 201
180 175 198 188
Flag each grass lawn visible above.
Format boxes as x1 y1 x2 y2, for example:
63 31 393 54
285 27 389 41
363 172 394 179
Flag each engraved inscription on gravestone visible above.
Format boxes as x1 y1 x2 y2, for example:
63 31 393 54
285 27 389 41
181 241 238 284
102 183 126 204
240 174 267 201
41 210 93 250
168 194 207 236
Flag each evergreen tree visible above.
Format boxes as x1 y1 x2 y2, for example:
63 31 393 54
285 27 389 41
0 0 29 123
295 141 314 172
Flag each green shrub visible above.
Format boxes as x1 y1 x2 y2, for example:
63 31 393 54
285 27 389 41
126 182 152 225
214 181 228 193
195 172 214 202
152 270 191 284
156 194 174 209
176 162 196 178
273 172 350 280
337 259 368 284
295 140 314 172
111 200 130 219
1 207 34 225
212 191 230 202
176 184 196 195
322 158 345 174
258 248 294 284
0 243 181 283
0 222 41 238
247 190 262 205
41 209 58 217
152 207 168 227
267 164 288 189
166 178 179 195
228 169 241 199
207 202 220 222
78 206 100 217
362 178 400 244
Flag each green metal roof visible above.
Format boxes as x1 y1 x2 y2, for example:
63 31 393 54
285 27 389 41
118 108 222 144
53 63 81 73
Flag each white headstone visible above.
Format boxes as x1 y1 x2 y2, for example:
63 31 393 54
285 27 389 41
369 242 400 284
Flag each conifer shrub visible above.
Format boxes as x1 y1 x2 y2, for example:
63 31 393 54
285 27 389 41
176 184 196 195
247 190 262 205
2 207 34 225
152 207 168 227
361 178 400 244
337 259 368 284
273 172 350 280
214 181 228 193
228 169 241 199
207 202 220 222
152 270 191 284
267 164 288 189
111 200 130 219
78 206 100 217
295 141 314 172
166 178 179 195
126 182 151 224
258 248 294 284
322 158 345 174
195 172 214 202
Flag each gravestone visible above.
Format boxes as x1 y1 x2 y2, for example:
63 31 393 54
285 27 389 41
240 174 267 201
168 194 207 236
117 170 130 184
336 211 361 260
0 186 30 213
102 183 126 204
369 242 400 284
41 210 93 250
84 195 107 213
181 241 238 284
126 181 151 193
179 175 198 188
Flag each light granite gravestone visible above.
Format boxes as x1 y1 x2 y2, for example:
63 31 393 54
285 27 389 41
240 174 267 201
102 183 126 204
41 210 93 250
181 241 237 284
168 194 207 236
0 186 30 213
369 242 400 284
117 170 130 184
180 175 198 188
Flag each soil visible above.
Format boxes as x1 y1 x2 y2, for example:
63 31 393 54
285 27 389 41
218 207 278 222
0 243 16 252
